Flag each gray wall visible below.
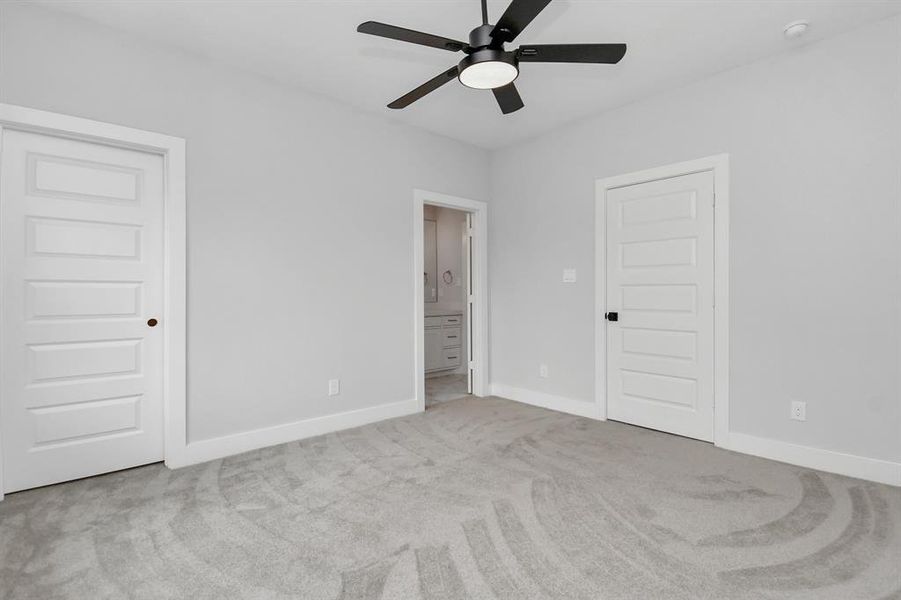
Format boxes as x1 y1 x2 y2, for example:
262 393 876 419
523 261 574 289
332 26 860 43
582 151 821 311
0 3 490 443
489 15 901 462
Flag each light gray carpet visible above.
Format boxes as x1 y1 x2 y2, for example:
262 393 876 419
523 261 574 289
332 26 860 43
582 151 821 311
425 374 469 407
1 396 899 599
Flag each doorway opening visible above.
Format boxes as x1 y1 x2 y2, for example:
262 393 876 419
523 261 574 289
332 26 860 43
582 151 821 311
413 190 488 412
423 205 470 406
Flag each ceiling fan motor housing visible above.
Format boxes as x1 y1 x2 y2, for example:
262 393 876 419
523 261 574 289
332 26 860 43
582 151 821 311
469 23 501 49
458 25 519 89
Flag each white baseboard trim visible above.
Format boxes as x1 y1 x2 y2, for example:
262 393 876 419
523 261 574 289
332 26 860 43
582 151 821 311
166 398 420 469
164 385 900 488
490 383 602 420
723 432 901 487
491 382 899 487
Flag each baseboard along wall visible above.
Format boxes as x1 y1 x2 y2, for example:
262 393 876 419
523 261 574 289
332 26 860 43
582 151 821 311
721 431 901 487
166 383 899 488
489 383 901 487
167 398 420 469
489 383 602 420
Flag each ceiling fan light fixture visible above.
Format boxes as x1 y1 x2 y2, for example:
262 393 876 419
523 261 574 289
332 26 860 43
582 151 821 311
459 61 518 89
357 0 628 113
458 50 519 89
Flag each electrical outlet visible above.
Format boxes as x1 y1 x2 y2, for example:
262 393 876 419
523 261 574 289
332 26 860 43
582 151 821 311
328 379 340 397
539 364 549 378
562 268 577 283
790 400 806 421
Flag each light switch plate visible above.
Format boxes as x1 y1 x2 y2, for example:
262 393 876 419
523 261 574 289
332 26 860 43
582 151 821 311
563 268 577 283
790 400 806 421
328 379 340 396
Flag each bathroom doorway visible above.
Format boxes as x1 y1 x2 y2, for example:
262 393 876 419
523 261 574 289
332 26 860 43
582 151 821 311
413 190 488 411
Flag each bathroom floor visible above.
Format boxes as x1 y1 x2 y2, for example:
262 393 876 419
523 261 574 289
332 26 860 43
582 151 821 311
425 373 469 407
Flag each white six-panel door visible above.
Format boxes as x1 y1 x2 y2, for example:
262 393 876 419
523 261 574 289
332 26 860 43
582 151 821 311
606 171 715 441
0 129 165 492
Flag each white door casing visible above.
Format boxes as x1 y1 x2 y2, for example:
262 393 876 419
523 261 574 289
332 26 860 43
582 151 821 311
605 170 716 442
413 189 488 411
0 129 165 492
465 211 474 394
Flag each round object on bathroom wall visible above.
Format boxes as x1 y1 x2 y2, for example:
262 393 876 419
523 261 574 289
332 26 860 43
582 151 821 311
442 270 454 284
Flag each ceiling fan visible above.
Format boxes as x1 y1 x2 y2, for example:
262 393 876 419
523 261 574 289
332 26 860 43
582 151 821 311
356 0 626 114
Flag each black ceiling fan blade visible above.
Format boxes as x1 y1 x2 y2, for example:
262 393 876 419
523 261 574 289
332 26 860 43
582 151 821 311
492 83 524 114
388 67 459 109
357 21 468 52
490 0 553 44
517 43 627 63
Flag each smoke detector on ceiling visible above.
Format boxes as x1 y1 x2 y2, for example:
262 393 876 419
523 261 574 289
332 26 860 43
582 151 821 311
783 20 810 40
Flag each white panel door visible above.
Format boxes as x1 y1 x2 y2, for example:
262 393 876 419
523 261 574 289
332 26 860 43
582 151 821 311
1 129 164 492
606 171 715 441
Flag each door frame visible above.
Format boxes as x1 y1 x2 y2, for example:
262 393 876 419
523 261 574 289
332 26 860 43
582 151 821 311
594 154 730 447
413 189 488 410
0 104 186 499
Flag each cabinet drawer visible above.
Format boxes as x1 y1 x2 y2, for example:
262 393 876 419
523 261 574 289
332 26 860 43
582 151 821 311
425 316 442 328
442 348 462 368
442 328 462 348
424 328 443 371
442 315 462 327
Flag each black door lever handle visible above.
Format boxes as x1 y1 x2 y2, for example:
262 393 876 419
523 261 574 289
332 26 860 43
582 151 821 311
605 312 618 322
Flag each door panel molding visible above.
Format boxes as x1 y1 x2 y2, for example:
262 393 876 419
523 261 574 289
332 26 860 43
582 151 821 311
0 104 186 499
595 154 730 446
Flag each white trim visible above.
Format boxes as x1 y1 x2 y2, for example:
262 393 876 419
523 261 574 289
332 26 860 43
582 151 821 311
490 383 601 419
413 190 489 412
0 104 187 499
168 399 420 468
724 432 901 487
491 382 900 486
593 183 608 422
594 154 730 444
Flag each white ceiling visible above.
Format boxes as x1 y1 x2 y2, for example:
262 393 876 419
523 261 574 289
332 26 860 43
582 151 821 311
33 0 901 149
